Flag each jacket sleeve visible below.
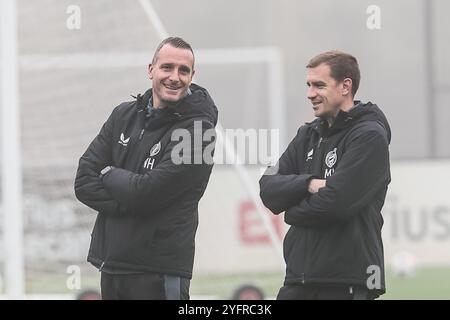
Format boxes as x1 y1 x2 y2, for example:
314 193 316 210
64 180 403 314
74 108 124 215
101 120 215 215
259 128 314 214
284 128 390 227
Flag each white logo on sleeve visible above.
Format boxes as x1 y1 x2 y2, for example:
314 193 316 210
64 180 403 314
149 141 161 156
306 148 314 161
118 133 130 147
325 148 337 168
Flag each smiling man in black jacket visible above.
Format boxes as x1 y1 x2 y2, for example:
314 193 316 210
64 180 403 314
75 37 218 300
260 51 391 300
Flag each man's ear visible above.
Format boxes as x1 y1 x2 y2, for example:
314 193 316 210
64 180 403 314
191 69 196 80
342 78 352 96
148 64 153 80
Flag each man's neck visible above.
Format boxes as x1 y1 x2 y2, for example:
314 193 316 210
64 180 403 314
152 99 169 109
340 100 355 113
326 100 355 127
326 116 335 127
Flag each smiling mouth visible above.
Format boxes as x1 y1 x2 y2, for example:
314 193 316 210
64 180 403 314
164 84 182 91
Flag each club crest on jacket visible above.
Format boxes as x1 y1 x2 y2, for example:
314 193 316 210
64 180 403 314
325 148 337 168
150 141 161 157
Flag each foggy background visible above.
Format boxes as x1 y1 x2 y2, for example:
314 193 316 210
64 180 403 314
0 0 449 299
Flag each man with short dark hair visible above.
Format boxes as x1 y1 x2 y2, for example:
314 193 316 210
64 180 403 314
75 37 218 300
260 50 391 300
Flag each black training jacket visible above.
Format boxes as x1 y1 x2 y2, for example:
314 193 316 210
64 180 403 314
259 102 391 297
75 84 218 279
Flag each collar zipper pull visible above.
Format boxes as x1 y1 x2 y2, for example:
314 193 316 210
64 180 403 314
139 129 145 140
317 137 323 148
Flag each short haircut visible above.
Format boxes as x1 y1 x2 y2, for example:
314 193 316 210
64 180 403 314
307 50 360 97
152 37 195 69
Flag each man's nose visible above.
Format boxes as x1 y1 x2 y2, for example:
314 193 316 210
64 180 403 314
168 70 180 82
307 87 316 100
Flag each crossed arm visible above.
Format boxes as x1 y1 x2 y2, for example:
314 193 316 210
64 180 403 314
75 115 215 217
260 129 390 227
74 108 124 215
100 122 215 215
259 131 315 214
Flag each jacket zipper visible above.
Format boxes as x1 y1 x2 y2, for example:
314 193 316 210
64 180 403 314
317 137 323 148
99 261 105 272
139 129 145 140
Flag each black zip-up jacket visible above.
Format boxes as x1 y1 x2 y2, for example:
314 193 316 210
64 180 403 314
74 84 218 279
259 102 391 297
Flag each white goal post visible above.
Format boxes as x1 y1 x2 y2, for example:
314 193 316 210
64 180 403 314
1 0 25 298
